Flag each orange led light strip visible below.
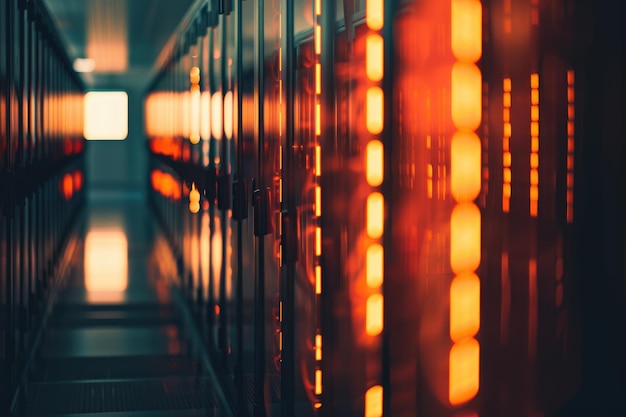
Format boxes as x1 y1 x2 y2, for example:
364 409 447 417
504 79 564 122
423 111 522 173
313 0 323 410
566 70 574 223
503 78 511 213
364 0 385 416
449 0 481 407
530 73 539 217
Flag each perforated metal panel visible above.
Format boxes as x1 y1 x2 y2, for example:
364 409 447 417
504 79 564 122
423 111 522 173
27 377 216 416
32 355 198 382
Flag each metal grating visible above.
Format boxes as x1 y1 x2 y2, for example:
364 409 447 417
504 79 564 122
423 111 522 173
31 355 198 382
47 308 181 328
27 377 216 416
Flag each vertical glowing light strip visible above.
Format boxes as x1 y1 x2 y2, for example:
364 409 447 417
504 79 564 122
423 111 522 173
530 73 539 217
530 0 539 26
449 0 481 407
364 1 385 416
190 66 201 144
504 0 512 34
503 78 512 213
566 70 574 223
313 0 323 410
278 0 284 364
481 82 489 208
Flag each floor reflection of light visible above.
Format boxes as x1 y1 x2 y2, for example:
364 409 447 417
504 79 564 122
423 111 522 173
201 211 210 298
212 215 223 298
85 227 128 301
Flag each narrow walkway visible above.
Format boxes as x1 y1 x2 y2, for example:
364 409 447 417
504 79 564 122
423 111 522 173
23 197 223 417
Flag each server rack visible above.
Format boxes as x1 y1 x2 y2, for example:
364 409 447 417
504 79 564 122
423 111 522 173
145 1 626 416
1 1 85 414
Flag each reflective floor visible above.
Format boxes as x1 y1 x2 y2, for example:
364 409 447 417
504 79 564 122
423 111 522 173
21 196 228 417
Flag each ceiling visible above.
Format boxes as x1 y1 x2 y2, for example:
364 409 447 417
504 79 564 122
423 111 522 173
44 0 195 89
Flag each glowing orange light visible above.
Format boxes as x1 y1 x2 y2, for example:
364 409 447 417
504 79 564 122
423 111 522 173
366 294 384 336
531 122 539 138
212 217 223 288
531 105 539 122
85 228 128 293
315 25 321 55
531 90 539 105
366 0 384 30
315 63 321 95
189 202 200 214
530 73 539 89
451 62 482 131
316 227 322 256
366 140 384 187
503 152 511 167
190 85 201 144
211 92 223 140
315 145 321 176
315 186 322 217
530 184 539 201
451 131 481 202
315 0 321 15
366 87 384 135
503 168 511 183
366 34 384 82
503 184 511 198
450 273 480 342
449 338 480 405
189 183 201 213
450 202 481 275
365 385 383 417
315 265 322 294
73 171 83 191
502 109 510 124
451 0 482 63
189 66 200 84
530 153 539 169
62 173 73 200
531 137 539 152
366 244 384 289
530 169 538 185
224 91 233 139
503 78 511 92
366 192 384 239
315 334 322 360
567 69 575 224
315 369 322 395
201 212 210 291
200 91 211 141
503 92 511 108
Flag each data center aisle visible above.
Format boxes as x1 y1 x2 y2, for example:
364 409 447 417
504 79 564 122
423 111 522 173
21 196 224 417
